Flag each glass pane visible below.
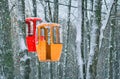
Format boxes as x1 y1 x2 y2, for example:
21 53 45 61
36 28 38 44
53 27 57 43
40 28 45 41
47 28 50 44
26 24 28 36
41 29 44 36
29 21 34 35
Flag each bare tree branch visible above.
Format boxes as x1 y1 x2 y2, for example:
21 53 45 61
104 0 108 10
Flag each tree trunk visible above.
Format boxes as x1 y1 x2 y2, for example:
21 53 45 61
32 0 37 17
65 0 71 78
53 0 59 23
86 0 101 79
110 0 119 79
9 0 31 79
0 0 14 79
76 0 84 79
109 2 117 79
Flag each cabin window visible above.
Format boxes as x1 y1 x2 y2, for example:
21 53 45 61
47 28 50 44
40 28 45 41
53 27 57 43
29 21 34 35
26 21 34 36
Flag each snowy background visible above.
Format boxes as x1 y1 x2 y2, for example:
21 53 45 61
0 0 120 79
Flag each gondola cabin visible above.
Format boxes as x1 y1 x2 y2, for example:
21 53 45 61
36 23 62 62
25 17 42 52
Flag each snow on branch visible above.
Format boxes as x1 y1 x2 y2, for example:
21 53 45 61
18 30 27 52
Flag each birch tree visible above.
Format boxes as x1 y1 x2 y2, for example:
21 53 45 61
76 0 84 79
86 0 102 79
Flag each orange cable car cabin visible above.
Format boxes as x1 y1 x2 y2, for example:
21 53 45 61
25 17 42 52
36 23 63 62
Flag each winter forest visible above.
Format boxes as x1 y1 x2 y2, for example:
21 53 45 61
0 0 120 79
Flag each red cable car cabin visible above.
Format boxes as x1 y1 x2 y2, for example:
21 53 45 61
25 17 42 52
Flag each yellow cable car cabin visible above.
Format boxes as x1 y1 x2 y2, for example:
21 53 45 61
36 23 62 62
